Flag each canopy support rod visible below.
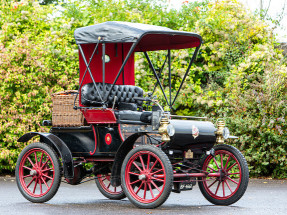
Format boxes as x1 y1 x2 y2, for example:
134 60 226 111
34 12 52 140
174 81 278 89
78 44 104 103
122 44 125 84
74 43 100 109
144 52 170 107
168 49 171 110
171 45 200 106
104 42 138 101
102 43 105 93
151 54 168 96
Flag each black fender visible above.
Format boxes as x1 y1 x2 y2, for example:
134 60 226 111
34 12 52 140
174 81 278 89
18 132 74 179
111 132 143 187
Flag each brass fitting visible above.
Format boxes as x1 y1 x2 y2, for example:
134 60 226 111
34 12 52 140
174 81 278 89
158 116 170 142
215 119 225 144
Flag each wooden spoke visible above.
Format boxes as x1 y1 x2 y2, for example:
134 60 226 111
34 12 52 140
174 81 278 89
139 155 146 171
215 181 221 195
151 176 164 182
228 172 240 175
227 177 239 185
27 157 35 168
143 183 147 199
130 179 141 185
41 159 49 168
225 180 233 193
226 162 238 172
34 152 38 166
26 178 35 188
151 168 163 175
33 179 38 193
213 157 220 170
129 172 140 176
207 165 217 172
207 179 218 189
151 180 161 192
135 182 144 194
42 173 53 180
23 166 33 171
39 179 43 194
39 152 44 167
132 162 143 172
23 174 32 179
148 183 154 199
222 181 225 197
41 176 49 189
224 155 231 169
146 154 150 171
149 160 158 172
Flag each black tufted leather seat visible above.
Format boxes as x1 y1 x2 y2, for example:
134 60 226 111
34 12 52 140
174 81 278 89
81 83 151 124
81 83 144 108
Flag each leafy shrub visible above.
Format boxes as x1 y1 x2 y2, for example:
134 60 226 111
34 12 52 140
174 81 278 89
0 0 78 171
177 0 287 178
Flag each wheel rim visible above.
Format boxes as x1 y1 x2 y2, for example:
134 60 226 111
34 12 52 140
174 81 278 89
97 174 123 195
125 151 166 203
19 148 55 198
202 150 242 200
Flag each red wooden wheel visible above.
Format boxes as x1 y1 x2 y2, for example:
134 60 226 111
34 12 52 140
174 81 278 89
19 148 55 197
16 143 61 203
202 150 241 199
121 145 173 209
96 174 125 200
199 144 249 205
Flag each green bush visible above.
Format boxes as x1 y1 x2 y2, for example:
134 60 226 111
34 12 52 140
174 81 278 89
0 0 286 178
177 0 287 178
0 0 79 171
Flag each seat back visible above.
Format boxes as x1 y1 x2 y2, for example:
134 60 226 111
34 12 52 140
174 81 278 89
81 83 144 108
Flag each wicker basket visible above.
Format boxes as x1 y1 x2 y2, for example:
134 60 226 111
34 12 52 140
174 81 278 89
51 90 84 127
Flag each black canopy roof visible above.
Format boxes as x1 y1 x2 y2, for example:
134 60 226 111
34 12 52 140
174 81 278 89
74 21 202 51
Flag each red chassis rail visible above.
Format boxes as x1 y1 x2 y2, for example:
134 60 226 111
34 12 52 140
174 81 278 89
155 172 221 178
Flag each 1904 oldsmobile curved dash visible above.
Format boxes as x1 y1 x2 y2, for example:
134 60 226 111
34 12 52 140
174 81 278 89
15 22 249 209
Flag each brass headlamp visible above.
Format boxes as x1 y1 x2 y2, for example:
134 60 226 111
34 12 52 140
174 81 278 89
215 119 225 144
158 115 175 143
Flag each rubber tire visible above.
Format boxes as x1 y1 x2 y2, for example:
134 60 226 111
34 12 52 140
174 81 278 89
15 142 61 203
95 174 126 200
198 144 249 205
121 145 173 209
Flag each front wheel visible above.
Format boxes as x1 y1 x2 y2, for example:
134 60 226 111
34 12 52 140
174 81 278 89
15 142 61 203
121 145 173 209
198 144 249 205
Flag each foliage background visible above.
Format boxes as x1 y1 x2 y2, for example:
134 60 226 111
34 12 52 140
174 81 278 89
0 0 286 178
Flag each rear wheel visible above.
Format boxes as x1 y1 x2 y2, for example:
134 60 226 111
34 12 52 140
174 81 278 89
121 145 173 209
15 142 61 203
95 173 125 200
198 144 249 205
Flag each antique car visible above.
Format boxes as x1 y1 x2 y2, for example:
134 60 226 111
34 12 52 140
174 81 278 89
15 21 249 209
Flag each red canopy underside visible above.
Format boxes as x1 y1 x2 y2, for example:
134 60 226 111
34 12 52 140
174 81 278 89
135 34 201 52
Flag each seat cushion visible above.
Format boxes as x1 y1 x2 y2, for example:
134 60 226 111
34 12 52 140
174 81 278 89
81 83 144 108
140 112 152 123
118 102 138 111
116 110 142 121
115 111 152 124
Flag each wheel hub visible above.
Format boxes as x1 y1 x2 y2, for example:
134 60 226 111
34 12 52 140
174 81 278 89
138 174 147 180
30 170 37 176
219 169 228 181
